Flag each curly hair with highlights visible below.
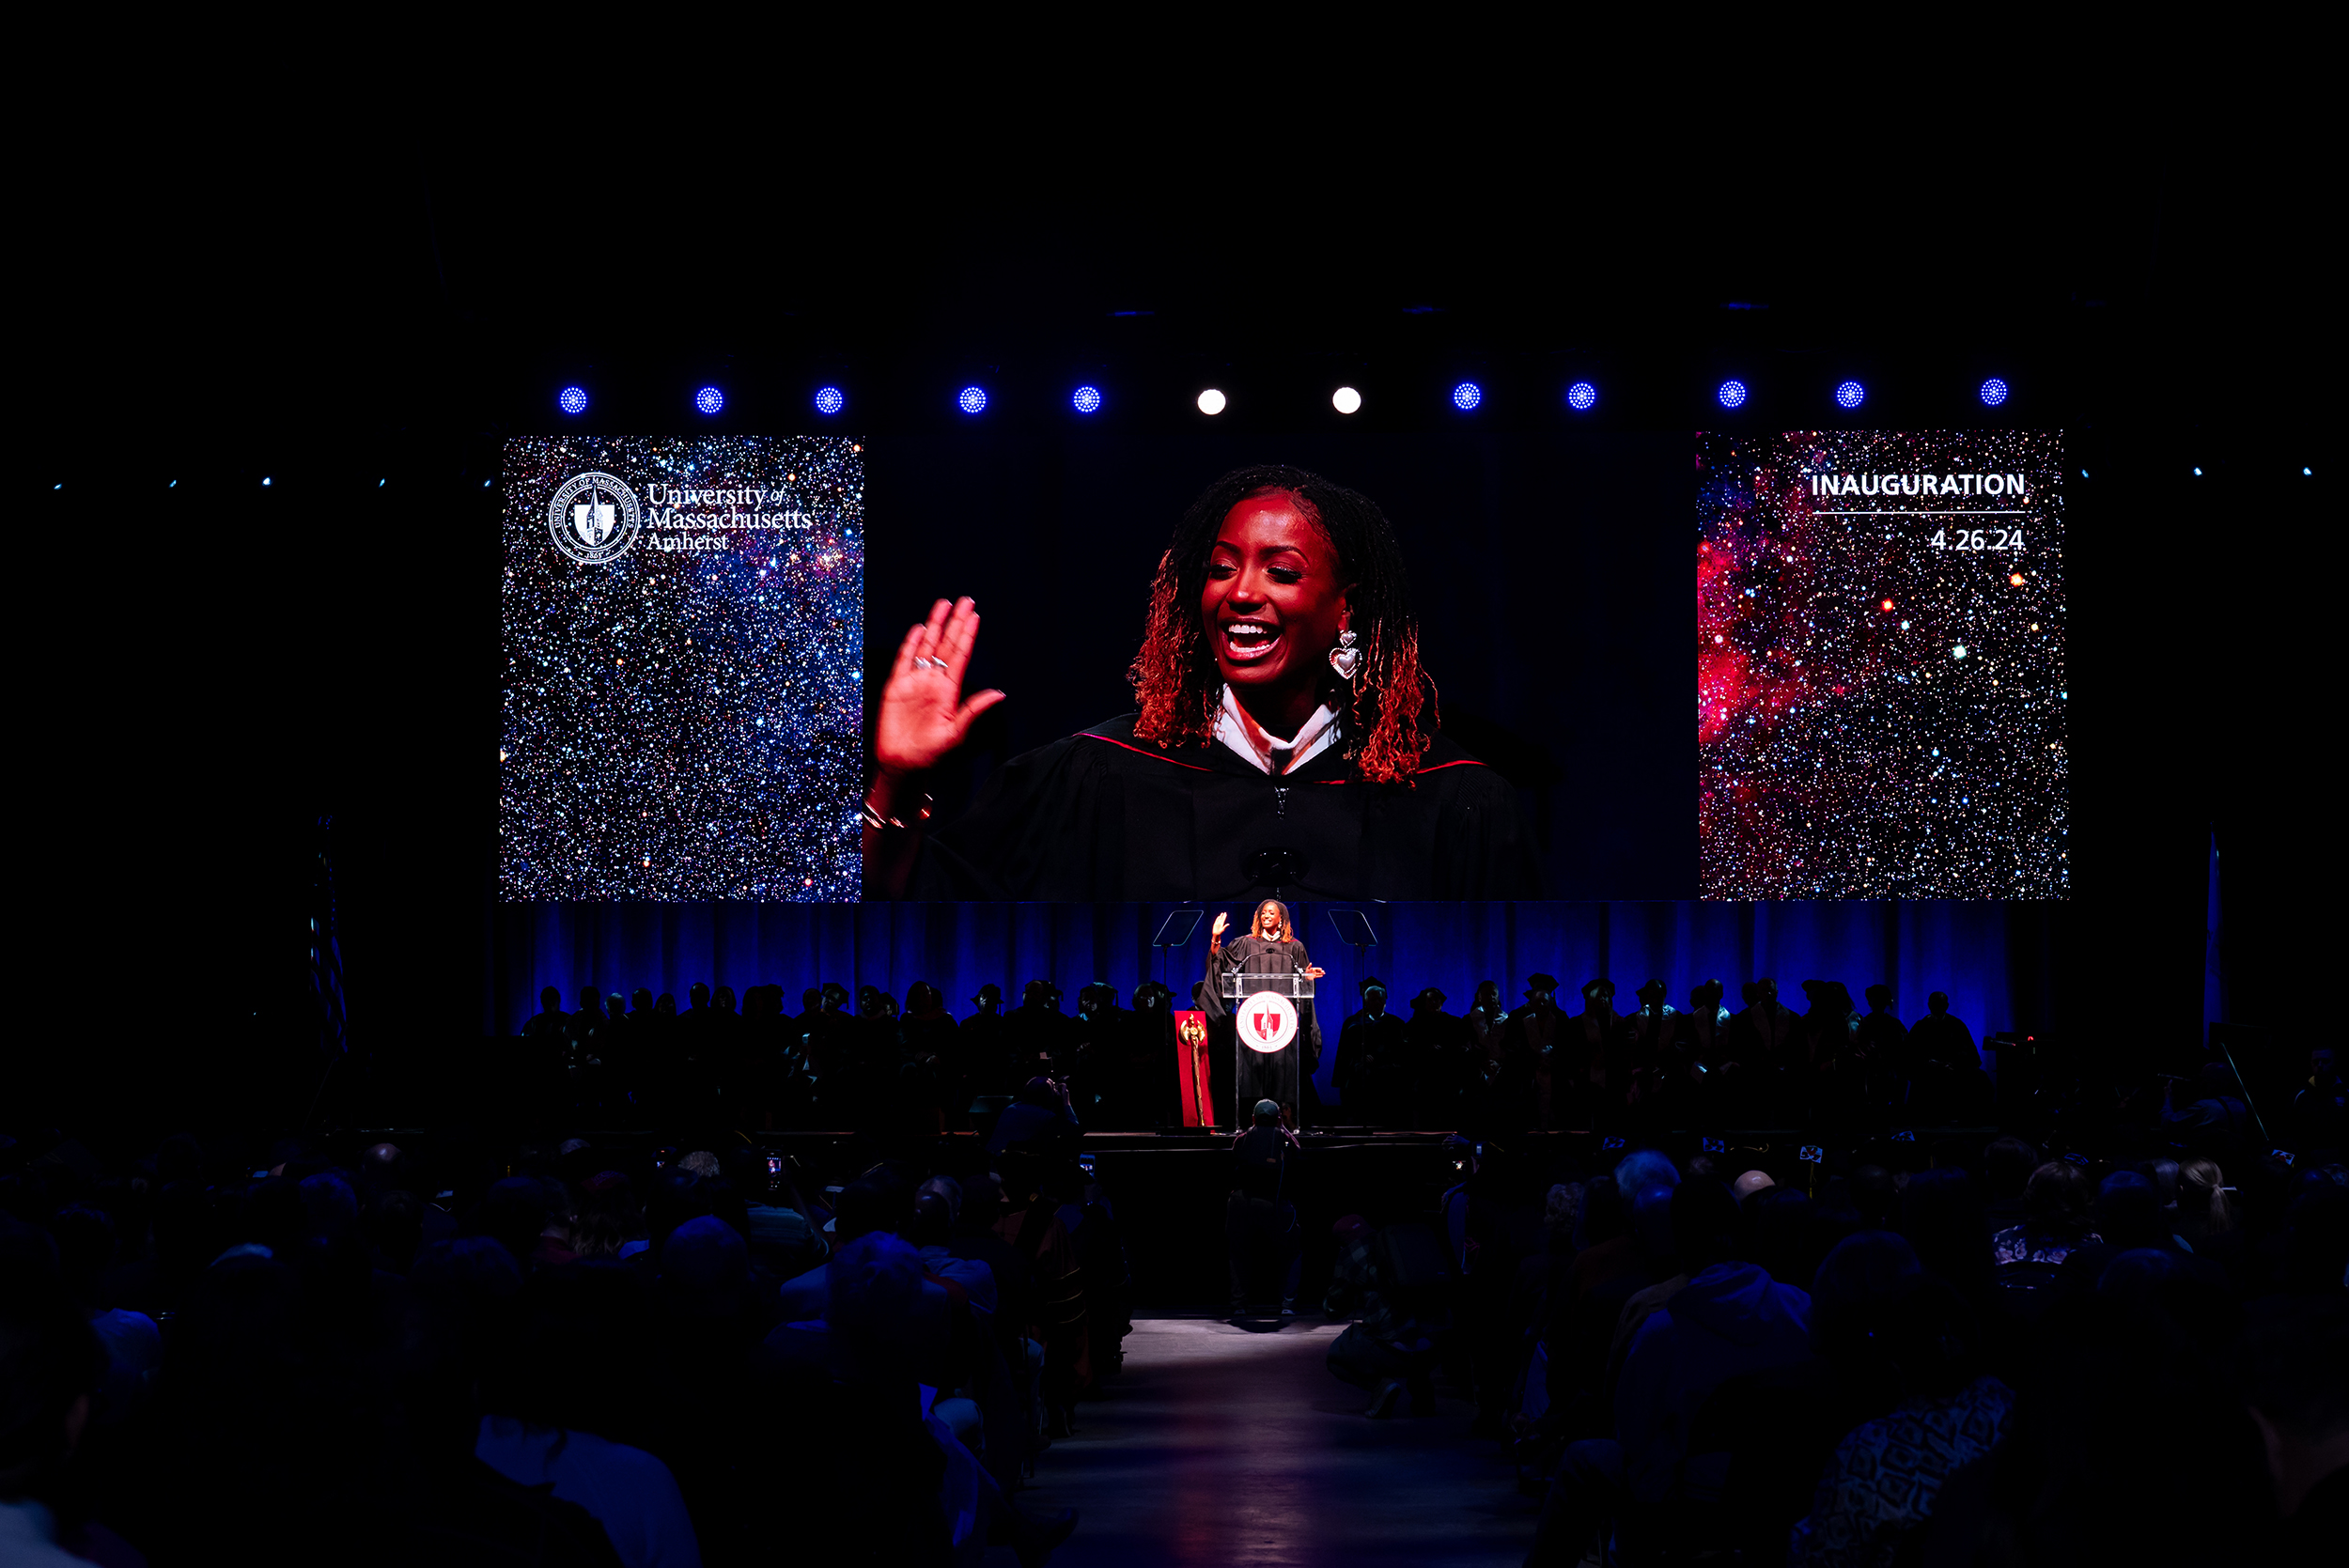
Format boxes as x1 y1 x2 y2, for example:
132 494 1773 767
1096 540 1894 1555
1127 465 1432 784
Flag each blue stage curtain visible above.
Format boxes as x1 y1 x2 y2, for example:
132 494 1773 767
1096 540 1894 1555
490 900 2047 1103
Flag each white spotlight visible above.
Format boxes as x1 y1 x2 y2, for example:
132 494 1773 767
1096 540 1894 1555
1197 388 1227 415
1331 386 1362 414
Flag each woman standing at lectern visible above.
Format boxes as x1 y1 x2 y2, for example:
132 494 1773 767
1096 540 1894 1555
1198 898 1325 1122
1204 899 1328 1047
862 466 1534 900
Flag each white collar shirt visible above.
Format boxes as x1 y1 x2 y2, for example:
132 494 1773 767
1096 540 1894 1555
1214 686 1340 776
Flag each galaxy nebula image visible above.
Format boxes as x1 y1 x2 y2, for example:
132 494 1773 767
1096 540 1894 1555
1697 429 2068 900
499 435 863 901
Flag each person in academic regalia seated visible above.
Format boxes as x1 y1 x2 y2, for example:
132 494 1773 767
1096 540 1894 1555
1727 977 1799 1118
862 465 1538 901
1399 986 1468 1125
1623 978 1677 1126
1674 977 1731 1074
1729 977 1800 1065
1796 978 1859 1119
521 986 569 1050
896 981 962 1130
1068 982 1137 1127
1460 981 1509 1118
1906 990 1979 1077
1797 979 1859 1071
1668 977 1743 1122
1850 983 1908 1112
1007 981 1070 1083
1501 974 1565 1131
1332 977 1408 1127
1625 978 1674 1067
1128 981 1181 1126
1563 977 1627 1127
959 984 1012 1097
1198 899 1326 1126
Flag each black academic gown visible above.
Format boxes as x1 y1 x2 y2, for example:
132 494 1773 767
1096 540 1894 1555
1332 1007 1408 1123
1198 931 1322 1123
898 712 1535 900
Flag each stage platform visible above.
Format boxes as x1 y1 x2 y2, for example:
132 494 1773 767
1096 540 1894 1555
337 1121 1997 1304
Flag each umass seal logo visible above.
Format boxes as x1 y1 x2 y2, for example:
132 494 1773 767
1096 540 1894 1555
547 472 643 565
1241 991 1298 1053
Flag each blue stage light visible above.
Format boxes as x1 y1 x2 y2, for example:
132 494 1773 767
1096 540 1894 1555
1071 385 1103 414
694 386 725 416
1566 380 1598 411
1835 380 1866 410
558 385 588 415
814 386 846 415
1979 378 2009 407
1452 380 1483 411
1718 380 1749 410
958 386 988 415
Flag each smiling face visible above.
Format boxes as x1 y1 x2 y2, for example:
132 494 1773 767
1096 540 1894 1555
1202 492 1355 723
1254 900 1284 939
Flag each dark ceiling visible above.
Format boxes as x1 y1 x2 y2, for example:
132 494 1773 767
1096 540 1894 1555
27 73 2325 442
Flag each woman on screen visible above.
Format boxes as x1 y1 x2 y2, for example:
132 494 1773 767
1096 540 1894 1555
863 465 1532 900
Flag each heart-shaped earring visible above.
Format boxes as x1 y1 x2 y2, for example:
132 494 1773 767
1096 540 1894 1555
1328 627 1361 681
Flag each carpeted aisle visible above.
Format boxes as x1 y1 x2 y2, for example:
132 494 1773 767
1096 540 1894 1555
984 1317 1539 1567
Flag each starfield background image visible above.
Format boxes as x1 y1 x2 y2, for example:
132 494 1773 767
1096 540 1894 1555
1697 429 2068 900
499 435 864 901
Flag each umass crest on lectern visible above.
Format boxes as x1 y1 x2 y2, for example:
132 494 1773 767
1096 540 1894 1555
1241 990 1297 1053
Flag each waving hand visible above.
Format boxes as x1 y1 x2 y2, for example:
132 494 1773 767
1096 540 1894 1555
874 598 1005 778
